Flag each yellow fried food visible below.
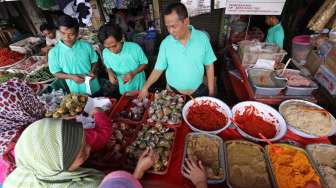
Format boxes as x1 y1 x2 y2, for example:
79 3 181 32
269 145 321 188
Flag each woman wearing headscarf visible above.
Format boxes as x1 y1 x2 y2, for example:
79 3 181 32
3 118 104 188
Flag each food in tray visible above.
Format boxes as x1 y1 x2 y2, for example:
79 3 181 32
226 141 271 188
148 90 185 125
125 123 174 172
89 122 140 164
268 144 322 188
186 134 224 180
45 93 87 118
276 70 312 87
233 105 277 139
14 56 47 73
38 89 64 115
118 98 149 121
0 71 25 83
308 145 336 188
0 48 24 67
26 66 54 83
280 101 335 137
187 100 227 131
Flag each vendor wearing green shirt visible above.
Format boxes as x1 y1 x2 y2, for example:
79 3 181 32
265 15 285 48
139 3 216 99
98 24 148 94
48 15 101 96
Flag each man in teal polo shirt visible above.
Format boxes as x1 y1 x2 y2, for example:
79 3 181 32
139 3 216 99
265 15 285 48
48 15 101 96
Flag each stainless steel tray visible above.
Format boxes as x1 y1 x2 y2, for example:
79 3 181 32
265 144 325 188
306 144 336 188
224 140 275 188
181 132 225 184
248 68 287 96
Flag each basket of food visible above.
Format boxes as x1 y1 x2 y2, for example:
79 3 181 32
224 140 274 188
11 56 47 74
124 122 176 175
279 99 336 138
147 90 185 127
0 71 25 83
25 66 55 84
266 144 324 188
231 101 287 142
306 144 336 188
0 48 25 69
182 96 232 134
181 133 225 184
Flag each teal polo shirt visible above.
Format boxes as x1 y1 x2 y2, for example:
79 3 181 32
266 23 284 48
102 42 148 94
48 40 100 94
155 25 217 91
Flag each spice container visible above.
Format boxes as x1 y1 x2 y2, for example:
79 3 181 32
225 140 274 188
266 144 323 188
181 132 225 184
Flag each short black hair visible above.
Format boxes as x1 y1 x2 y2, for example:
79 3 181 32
268 15 282 21
98 24 123 44
40 23 55 32
58 15 79 33
164 3 188 20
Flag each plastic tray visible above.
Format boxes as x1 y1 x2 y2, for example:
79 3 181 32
224 140 275 188
9 37 42 54
275 69 318 96
123 123 177 175
248 68 287 96
10 56 47 74
265 144 324 188
181 132 225 184
0 55 27 70
25 65 55 84
109 91 149 124
306 144 336 188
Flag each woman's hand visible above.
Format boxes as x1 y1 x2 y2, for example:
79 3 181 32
133 148 159 179
122 72 135 84
71 75 85 84
108 74 118 85
182 158 208 188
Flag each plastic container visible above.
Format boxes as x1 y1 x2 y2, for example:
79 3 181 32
182 96 232 134
248 68 287 96
181 132 225 184
265 144 324 188
306 144 336 188
224 140 275 188
315 65 336 95
292 35 312 64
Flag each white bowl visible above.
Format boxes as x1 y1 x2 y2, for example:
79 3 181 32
182 97 232 134
231 101 287 142
279 99 336 138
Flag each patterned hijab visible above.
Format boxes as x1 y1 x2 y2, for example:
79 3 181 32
98 171 142 188
3 118 104 188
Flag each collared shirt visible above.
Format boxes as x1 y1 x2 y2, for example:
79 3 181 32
155 25 217 91
48 39 100 94
266 23 284 48
102 42 148 94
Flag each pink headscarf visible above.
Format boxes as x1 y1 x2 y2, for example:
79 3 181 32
98 171 142 188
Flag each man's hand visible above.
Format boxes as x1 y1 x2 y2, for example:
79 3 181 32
138 87 149 101
122 72 135 84
109 74 118 85
71 75 85 84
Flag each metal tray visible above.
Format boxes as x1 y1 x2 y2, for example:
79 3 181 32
265 144 325 188
306 144 336 188
275 69 319 96
248 68 287 96
181 132 225 184
224 140 275 188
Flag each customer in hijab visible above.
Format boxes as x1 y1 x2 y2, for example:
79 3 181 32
3 118 104 188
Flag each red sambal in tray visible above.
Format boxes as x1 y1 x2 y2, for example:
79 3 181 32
233 105 277 139
187 100 227 131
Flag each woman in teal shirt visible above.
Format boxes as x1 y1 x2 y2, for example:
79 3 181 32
98 24 148 94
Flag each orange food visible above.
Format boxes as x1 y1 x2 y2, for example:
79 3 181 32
268 145 321 188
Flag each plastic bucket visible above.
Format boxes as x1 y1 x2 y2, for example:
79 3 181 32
292 35 312 64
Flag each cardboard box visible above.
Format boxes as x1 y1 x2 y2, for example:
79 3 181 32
325 46 336 75
304 50 324 76
315 65 336 95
